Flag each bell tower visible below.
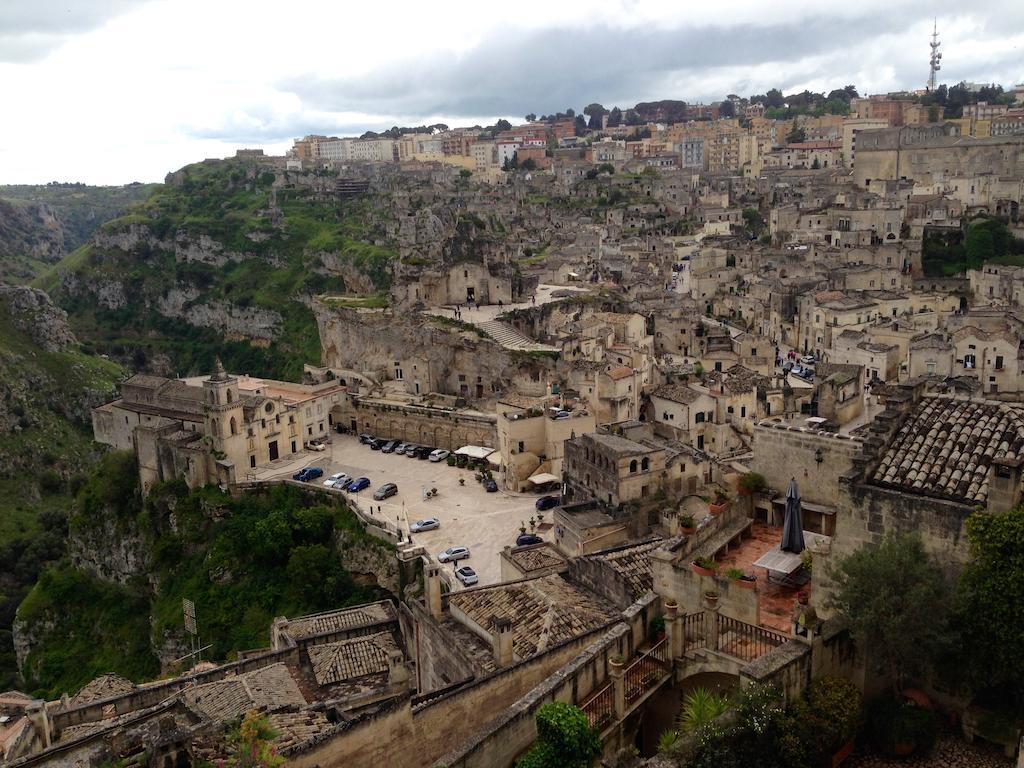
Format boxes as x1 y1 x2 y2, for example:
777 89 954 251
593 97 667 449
203 358 243 446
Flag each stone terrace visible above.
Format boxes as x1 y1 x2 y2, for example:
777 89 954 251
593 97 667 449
871 395 1024 504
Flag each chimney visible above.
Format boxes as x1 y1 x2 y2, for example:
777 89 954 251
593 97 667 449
492 617 514 667
26 701 52 748
987 457 1023 514
426 563 443 619
270 616 289 650
387 649 410 688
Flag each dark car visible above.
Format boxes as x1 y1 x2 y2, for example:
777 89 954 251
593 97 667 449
516 533 543 547
292 467 324 482
483 478 498 493
359 433 375 445
369 439 384 450
380 440 398 454
405 445 421 458
416 446 433 460
535 495 560 511
347 477 371 493
373 482 398 500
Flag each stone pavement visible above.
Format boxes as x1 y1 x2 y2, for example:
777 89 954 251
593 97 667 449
425 283 588 352
846 736 1012 768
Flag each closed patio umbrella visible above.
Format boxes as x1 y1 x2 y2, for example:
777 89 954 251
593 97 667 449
781 477 806 554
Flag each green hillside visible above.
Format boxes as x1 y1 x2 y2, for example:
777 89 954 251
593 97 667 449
38 160 397 381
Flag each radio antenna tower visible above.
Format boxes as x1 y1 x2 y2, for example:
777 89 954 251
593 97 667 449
928 19 942 91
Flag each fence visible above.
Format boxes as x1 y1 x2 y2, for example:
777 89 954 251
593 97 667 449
682 612 706 650
624 637 669 704
716 614 788 661
582 683 615 731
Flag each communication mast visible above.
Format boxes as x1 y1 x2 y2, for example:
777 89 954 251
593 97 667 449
928 20 942 91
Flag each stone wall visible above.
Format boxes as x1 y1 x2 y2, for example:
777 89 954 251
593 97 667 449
401 599 479 692
740 640 811 704
343 399 497 451
750 422 866 507
285 624 615 768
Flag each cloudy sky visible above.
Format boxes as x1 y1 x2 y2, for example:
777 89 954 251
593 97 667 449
1 0 1021 185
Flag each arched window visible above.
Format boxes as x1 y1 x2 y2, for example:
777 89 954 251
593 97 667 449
629 459 638 473
230 416 238 436
641 457 650 471
211 418 219 435
226 389 233 403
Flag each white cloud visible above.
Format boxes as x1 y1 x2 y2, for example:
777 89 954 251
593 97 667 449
0 0 1020 184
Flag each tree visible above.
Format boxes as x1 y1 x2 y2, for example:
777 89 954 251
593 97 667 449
828 534 950 692
785 120 806 144
584 102 609 129
515 702 601 768
227 710 285 768
607 106 623 127
521 157 537 171
765 88 785 108
525 113 537 122
624 108 643 126
574 115 587 135
955 505 1024 704
494 118 512 133
927 104 940 123
719 100 736 118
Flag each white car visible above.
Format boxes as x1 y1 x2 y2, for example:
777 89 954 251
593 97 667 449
437 546 470 563
410 517 440 532
800 355 817 365
308 442 326 452
428 449 450 463
323 472 348 488
455 566 478 586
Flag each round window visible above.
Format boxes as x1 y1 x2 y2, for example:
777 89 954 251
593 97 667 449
264 402 274 414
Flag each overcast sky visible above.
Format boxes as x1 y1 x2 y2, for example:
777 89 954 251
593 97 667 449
1 0 1021 185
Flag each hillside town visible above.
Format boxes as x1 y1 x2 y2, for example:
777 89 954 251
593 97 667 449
3 36 1024 768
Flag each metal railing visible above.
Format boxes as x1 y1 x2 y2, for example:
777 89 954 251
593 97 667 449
582 682 615 730
624 637 669 704
682 612 706 650
716 615 789 661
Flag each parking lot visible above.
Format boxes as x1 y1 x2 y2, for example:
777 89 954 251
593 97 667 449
256 435 548 589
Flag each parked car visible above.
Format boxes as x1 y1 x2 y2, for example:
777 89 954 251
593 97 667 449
338 477 356 491
405 445 421 458
359 433 375 445
437 546 470 563
293 467 324 482
516 533 543 547
483 478 498 493
416 446 433 459
369 439 384 450
553 410 571 420
795 368 815 381
395 442 411 455
800 355 817 365
323 472 348 488
535 495 560 511
347 477 371 493
782 360 794 373
428 449 450 463
455 566 478 586
380 440 398 454
307 441 326 452
410 517 440 533
373 482 398 500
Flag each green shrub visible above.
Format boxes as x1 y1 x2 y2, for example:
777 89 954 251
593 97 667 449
679 687 730 732
516 702 600 768
866 696 939 757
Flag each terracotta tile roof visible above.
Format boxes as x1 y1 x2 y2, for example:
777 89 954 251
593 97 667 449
281 602 394 640
72 674 135 705
871 396 1024 504
448 574 617 660
507 544 569 573
606 365 634 380
306 632 399 687
268 710 331 751
652 383 703 404
587 538 664 599
183 663 306 723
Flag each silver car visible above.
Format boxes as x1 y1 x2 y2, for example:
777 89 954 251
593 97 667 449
437 546 470 563
410 517 440 533
455 566 478 586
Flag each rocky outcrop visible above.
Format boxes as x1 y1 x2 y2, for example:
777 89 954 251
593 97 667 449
174 300 282 341
0 285 77 351
173 233 256 266
0 199 65 280
68 515 149 587
335 529 400 594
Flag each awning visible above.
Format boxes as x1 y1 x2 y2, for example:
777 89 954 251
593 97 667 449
487 453 502 467
527 472 560 485
454 445 495 459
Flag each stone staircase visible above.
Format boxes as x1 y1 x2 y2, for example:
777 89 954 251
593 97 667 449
475 320 560 353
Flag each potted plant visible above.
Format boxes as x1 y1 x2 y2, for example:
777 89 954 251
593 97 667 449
519 522 527 535
529 516 536 532
737 472 766 496
679 514 696 535
704 590 720 609
691 556 717 578
536 511 544 525
609 653 625 671
724 567 757 588
649 615 666 642
709 490 730 516
458 477 466 486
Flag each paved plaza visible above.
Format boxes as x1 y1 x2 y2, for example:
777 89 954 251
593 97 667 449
255 434 548 590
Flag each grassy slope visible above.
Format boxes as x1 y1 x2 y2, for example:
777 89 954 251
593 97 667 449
37 160 396 381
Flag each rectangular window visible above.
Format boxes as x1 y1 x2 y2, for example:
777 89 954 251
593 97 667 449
995 355 1004 370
